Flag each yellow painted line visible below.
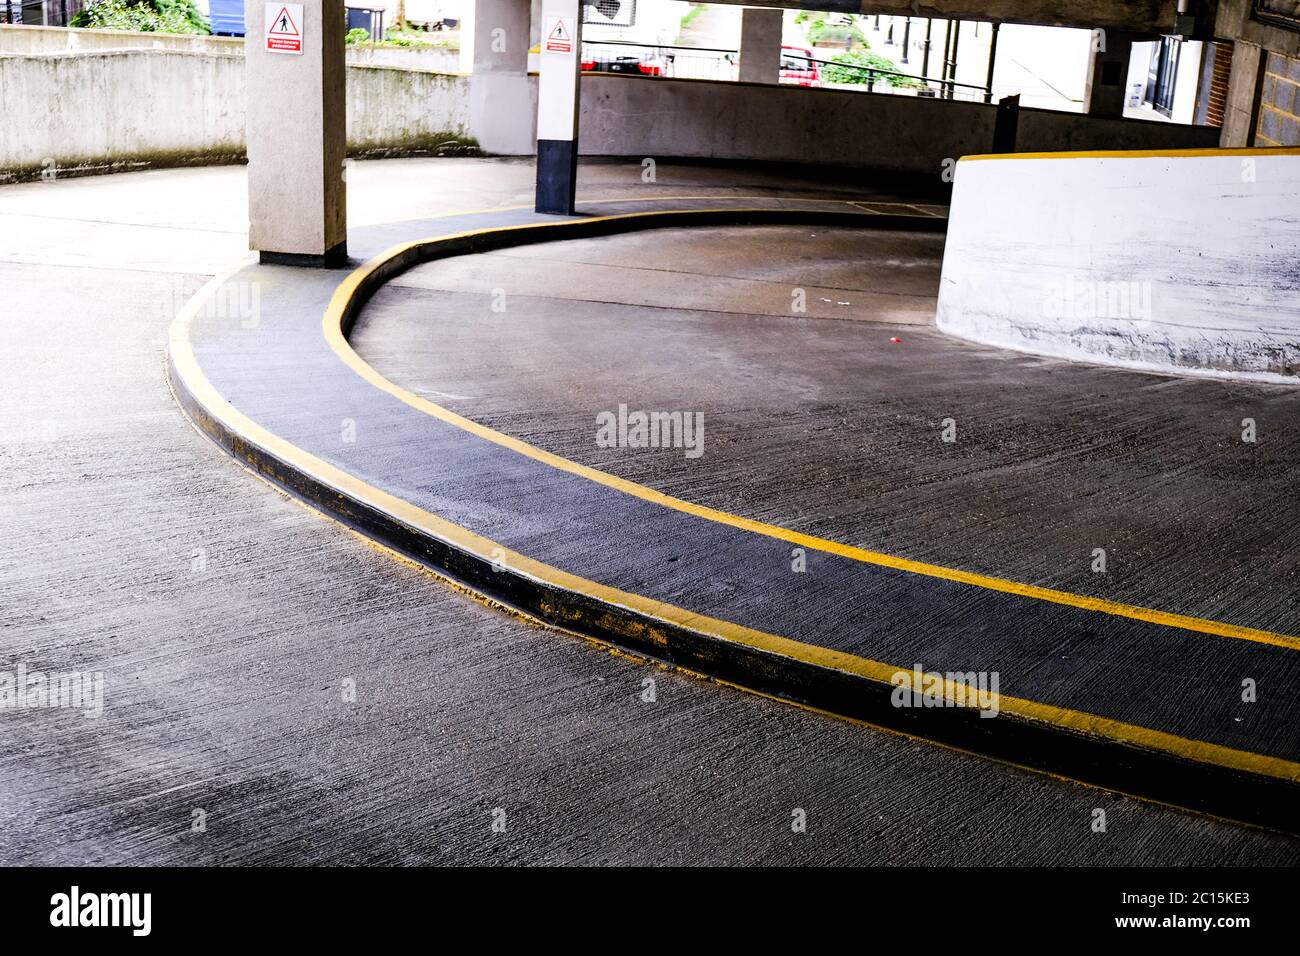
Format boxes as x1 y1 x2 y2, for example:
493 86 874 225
323 209 1300 656
168 258 1300 787
962 146 1300 162
376 193 910 228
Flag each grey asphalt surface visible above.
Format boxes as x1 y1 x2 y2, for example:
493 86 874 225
1 160 1297 864
364 226 1300 637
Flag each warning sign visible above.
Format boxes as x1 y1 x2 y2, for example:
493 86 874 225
543 16 574 54
266 3 303 55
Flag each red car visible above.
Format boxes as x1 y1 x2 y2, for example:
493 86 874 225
780 45 820 87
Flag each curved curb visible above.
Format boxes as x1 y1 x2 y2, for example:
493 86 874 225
169 207 1300 835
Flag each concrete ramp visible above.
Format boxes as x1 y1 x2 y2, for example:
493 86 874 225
936 148 1300 383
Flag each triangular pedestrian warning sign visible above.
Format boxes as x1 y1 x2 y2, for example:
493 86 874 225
269 6 299 37
544 16 573 53
265 2 303 54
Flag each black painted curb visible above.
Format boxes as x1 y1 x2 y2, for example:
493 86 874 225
169 208 1300 837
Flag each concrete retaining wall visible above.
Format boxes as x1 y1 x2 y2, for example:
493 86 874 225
935 149 1300 382
0 48 473 181
0 30 1223 182
0 23 461 70
576 75 1222 175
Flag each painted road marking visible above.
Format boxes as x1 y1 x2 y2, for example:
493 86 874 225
169 254 1300 787
322 210 1300 655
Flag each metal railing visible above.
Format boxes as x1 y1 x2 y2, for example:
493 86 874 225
579 40 992 101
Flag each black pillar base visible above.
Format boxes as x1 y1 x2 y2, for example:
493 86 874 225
535 139 578 215
259 241 349 269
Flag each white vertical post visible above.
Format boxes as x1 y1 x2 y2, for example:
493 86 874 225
535 0 582 214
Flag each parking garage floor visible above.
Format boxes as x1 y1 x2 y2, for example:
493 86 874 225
3 158 1297 864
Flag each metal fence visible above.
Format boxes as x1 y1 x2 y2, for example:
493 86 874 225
579 40 992 101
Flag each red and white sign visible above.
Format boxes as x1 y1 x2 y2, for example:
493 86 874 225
265 3 303 55
543 16 574 55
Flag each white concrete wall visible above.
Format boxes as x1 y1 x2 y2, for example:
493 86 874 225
936 150 1300 382
0 50 246 177
0 23 460 68
0 48 472 180
0 23 244 53
0 34 1224 181
576 74 1222 173
348 64 471 152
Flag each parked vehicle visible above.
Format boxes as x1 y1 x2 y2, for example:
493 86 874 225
780 45 820 87
581 52 665 77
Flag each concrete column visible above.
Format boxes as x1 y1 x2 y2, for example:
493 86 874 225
1083 30 1138 117
469 0 534 155
1221 41 1265 147
738 7 782 85
535 0 582 214
245 0 347 266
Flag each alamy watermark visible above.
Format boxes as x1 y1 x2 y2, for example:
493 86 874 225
0 664 104 719
890 663 1000 718
1043 276 1152 324
596 404 704 460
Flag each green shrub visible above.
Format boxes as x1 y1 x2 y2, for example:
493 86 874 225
345 28 372 45
382 26 432 46
822 48 919 87
807 21 866 48
72 0 209 34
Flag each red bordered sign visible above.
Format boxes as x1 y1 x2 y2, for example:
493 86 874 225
266 3 303 55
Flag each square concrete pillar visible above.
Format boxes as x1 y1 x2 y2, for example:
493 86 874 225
739 7 782 85
1221 41 1265 147
470 0 535 155
1083 30 1139 117
245 0 347 266
535 0 582 214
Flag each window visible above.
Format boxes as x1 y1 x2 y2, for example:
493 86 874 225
1144 37 1182 118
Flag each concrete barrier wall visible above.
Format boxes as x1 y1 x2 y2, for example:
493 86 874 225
0 23 461 70
347 65 471 154
0 50 246 178
0 23 243 54
576 75 1222 174
935 149 1300 382
0 33 1223 181
0 49 472 181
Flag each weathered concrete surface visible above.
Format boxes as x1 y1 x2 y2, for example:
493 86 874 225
12 159 1296 863
937 151 1300 381
391 223 945 324
361 225 1300 646
0 50 474 182
738 8 782 85
0 22 460 70
578 75 1222 175
174 186 1300 834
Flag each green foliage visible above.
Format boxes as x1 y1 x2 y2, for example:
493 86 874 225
345 28 372 45
72 0 209 34
806 18 866 49
679 4 704 29
799 12 866 49
381 25 433 46
821 48 919 87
